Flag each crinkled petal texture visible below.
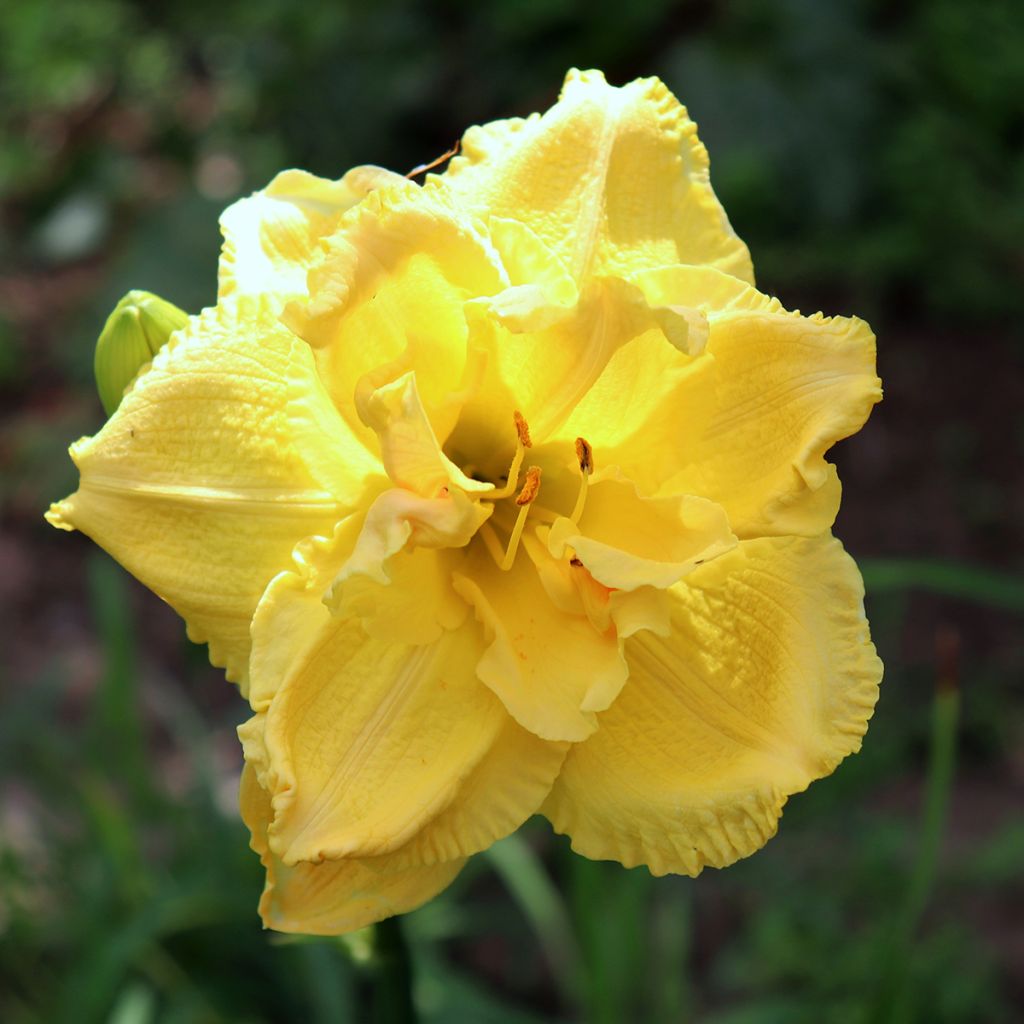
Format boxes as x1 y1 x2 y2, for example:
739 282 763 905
46 296 378 690
543 535 882 876
440 68 752 284
283 179 508 450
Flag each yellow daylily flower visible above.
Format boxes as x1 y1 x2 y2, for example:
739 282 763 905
47 68 883 934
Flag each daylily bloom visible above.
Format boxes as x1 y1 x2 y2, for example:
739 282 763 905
48 69 883 934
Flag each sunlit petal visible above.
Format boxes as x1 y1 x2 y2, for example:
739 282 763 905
256 616 507 862
546 468 736 591
219 165 406 302
283 180 507 446
441 68 753 284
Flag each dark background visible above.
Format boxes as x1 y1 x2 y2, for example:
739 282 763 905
2 1 1022 1021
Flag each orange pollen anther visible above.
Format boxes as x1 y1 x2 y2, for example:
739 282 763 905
575 436 593 475
514 410 533 448
515 466 542 506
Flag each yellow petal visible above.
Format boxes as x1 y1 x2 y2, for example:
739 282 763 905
527 529 672 641
240 764 464 935
452 545 628 742
553 335 695 479
629 263 785 317
560 266 880 537
324 492 474 644
247 498 473 714
46 296 379 690
258 616 509 861
391 715 568 866
668 306 880 539
546 467 736 591
543 534 882 876
478 216 580 333
218 165 406 302
282 180 507 447
440 68 752 285
246 551 568 867
337 487 490 578
550 264 769 476
358 371 493 497
334 545 469 646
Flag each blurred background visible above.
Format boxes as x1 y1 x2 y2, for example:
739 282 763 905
2 0 1023 1021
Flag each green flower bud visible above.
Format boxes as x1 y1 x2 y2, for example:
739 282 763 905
94 290 189 415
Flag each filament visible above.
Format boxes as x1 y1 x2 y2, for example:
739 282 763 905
500 467 542 571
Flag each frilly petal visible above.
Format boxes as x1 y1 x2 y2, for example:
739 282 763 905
253 616 506 862
440 68 753 285
282 180 507 446
452 544 628 742
543 534 882 876
218 165 406 302
559 265 881 537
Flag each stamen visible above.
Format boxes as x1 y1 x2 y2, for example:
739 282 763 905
575 437 593 475
515 465 542 506
514 410 532 448
479 523 507 568
501 466 541 570
570 435 593 524
484 410 532 500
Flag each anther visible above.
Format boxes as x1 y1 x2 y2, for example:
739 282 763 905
485 410 532 500
575 437 593 475
514 410 533 449
570 436 593 524
501 466 542 570
515 465 542 506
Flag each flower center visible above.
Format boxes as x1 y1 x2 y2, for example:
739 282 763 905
471 410 592 571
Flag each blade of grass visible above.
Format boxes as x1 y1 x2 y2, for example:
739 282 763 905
86 555 148 799
861 558 1024 613
647 878 691 1024
369 916 416 1024
485 831 585 1013
867 633 960 1023
568 855 652 1024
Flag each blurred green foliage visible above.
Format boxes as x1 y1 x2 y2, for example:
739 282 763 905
3 0 1023 319
2 0 1023 1021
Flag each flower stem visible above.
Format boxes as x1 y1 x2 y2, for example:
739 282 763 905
486 831 585 1012
369 917 416 1024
